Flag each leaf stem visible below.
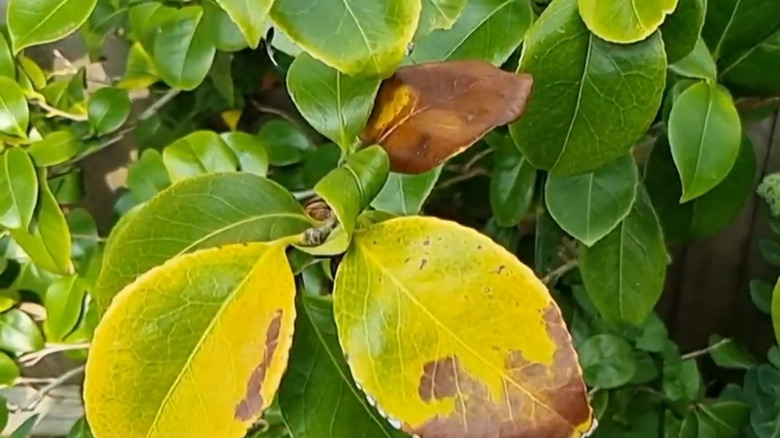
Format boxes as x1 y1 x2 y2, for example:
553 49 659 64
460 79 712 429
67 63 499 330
18 343 91 367
19 365 85 411
29 98 88 122
435 168 490 191
681 338 732 360
541 259 579 285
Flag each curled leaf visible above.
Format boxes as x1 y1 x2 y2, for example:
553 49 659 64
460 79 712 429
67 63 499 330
361 60 533 174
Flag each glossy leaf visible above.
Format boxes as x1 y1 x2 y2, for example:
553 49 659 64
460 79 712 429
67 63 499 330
580 188 667 325
153 6 216 90
45 274 87 342
579 335 636 388
259 120 313 167
510 0 666 175
270 0 419 76
489 134 536 227
85 242 296 438
0 34 14 79
203 2 249 52
660 0 706 63
88 87 131 135
372 167 442 216
93 173 313 313
708 335 757 370
696 402 749 438
333 216 594 437
118 43 159 90
127 149 171 203
67 417 94 438
750 279 773 314
701 0 780 61
362 60 533 174
287 53 380 151
162 131 239 182
721 28 780 94
578 0 677 43
7 0 98 53
416 0 467 38
214 0 274 48
280 295 408 438
670 38 717 81
0 77 29 138
0 352 19 385
10 171 72 275
410 0 534 65
546 155 638 246
28 130 82 167
0 309 44 354
220 132 269 176
669 81 741 202
0 148 37 231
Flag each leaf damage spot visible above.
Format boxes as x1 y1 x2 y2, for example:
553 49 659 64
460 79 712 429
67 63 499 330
418 356 459 402
235 310 283 421
497 265 506 274
419 259 428 270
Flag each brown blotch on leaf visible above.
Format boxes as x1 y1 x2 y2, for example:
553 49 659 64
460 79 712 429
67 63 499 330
497 265 506 274
419 259 428 270
235 310 283 421
418 356 459 402
361 60 534 174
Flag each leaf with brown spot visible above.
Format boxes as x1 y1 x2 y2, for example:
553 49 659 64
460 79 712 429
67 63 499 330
84 242 296 438
333 216 594 438
360 60 533 174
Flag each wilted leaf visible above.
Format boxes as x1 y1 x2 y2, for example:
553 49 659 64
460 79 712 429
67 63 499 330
578 0 677 43
0 148 38 231
214 0 273 48
0 77 29 138
361 60 533 174
546 155 638 246
88 87 131 135
93 173 314 313
27 130 82 167
0 309 44 354
416 0 467 38
85 242 296 438
660 0 706 63
162 131 239 181
410 0 533 65
372 167 442 216
333 216 594 437
153 6 216 90
669 81 741 202
510 0 666 175
489 133 536 227
7 0 98 53
579 334 636 388
270 0 420 76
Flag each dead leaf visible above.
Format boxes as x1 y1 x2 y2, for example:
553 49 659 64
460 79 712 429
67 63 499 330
361 60 533 174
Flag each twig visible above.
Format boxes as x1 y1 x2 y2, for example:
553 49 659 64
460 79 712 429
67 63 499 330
463 148 494 172
20 366 85 411
249 98 300 126
139 88 181 121
681 338 732 360
542 259 579 285
18 343 91 367
435 168 490 191
29 98 88 122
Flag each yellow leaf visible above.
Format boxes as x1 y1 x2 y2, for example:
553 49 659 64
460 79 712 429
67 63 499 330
84 242 296 438
333 217 594 437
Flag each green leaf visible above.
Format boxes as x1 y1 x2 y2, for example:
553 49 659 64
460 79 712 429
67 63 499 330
635 313 669 352
660 0 706 63
750 279 773 314
0 148 38 230
580 334 637 389
696 402 750 438
773 277 780 347
663 354 702 402
372 167 442 216
214 0 273 48
546 155 637 246
279 295 408 438
209 52 234 106
669 81 741 202
0 309 44 354
670 38 717 80
270 0 420 76
578 0 677 43
0 400 8 432
27 130 82 167
203 1 249 52
631 351 659 384
153 6 216 90
509 0 666 175
220 132 269 176
0 34 15 79
67 207 99 262
0 352 19 385
409 0 534 66
127 149 171 203
645 135 756 243
118 43 159 90
721 28 780 94
580 187 667 325
9 415 38 438
18 56 45 91
416 0 467 38
701 0 780 61
49 169 84 205
259 120 313 166
67 417 94 438
93 173 314 313
7 0 98 53
162 131 239 182
489 134 536 227
88 87 131 135
287 53 380 151
0 77 29 138
44 274 86 342
679 410 698 438
9 171 73 275
708 335 757 370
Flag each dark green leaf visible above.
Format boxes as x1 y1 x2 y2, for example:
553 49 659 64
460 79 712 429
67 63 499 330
162 131 238 181
416 0 467 38
774 278 780 348
709 335 758 370
670 38 717 80
750 279 773 314
209 53 234 106
67 207 98 262
0 396 7 431
546 155 637 246
7 0 98 53
0 352 19 385
44 274 86 342
67 417 94 438
0 309 44 354
579 334 637 389
410 0 533 65
9 415 38 438
761 240 780 266
634 313 669 352
220 132 268 176
663 353 702 402
534 208 566 277
0 148 38 230
88 87 131 135
127 149 171 203
680 410 699 438
214 0 273 48
27 130 82 167
696 402 750 438
0 77 29 138
259 120 313 166
301 143 341 188
660 0 706 63
701 0 780 61
721 29 780 94
490 134 536 227
287 53 380 151
153 6 216 90
631 351 659 384
580 187 667 325
372 167 442 216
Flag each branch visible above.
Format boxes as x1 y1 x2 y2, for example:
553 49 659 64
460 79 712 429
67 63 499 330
435 168 490 191
681 338 732 360
138 88 181 121
542 259 579 285
20 365 85 411
29 98 88 122
18 343 90 367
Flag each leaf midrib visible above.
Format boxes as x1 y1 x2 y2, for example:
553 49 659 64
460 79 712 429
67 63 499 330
687 84 715 197
15 0 71 45
442 0 515 60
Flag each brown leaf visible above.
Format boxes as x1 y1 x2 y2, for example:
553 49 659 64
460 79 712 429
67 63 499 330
360 60 533 174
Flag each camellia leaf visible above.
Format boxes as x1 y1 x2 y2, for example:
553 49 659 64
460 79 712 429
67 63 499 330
0 309 44 354
409 0 534 66
0 77 29 138
660 0 706 63
701 0 780 61
88 87 131 135
578 0 677 43
721 28 780 94
361 60 533 174
489 133 536 227
67 417 94 438
270 0 420 76
287 53 381 152
416 0 467 38
259 120 313 167
510 0 666 175
220 132 269 176
0 148 38 231
668 81 741 202
580 188 667 325
708 335 758 370
333 216 594 437
372 167 442 216
93 173 314 313
669 38 717 81
203 1 249 52
214 0 274 48
27 130 82 167
162 131 239 182
153 6 216 90
44 274 87 342
279 295 409 438
0 34 15 79
85 242 296 438
773 277 780 346
579 334 636 389
127 149 171 203
7 0 98 53
118 43 159 90
0 352 19 385
695 402 749 438
546 155 638 246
